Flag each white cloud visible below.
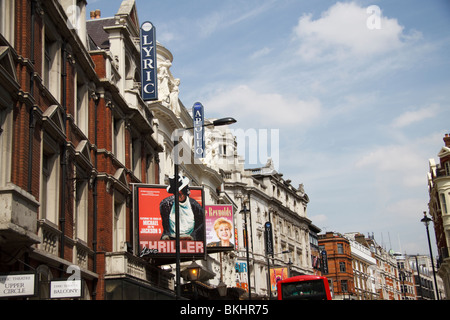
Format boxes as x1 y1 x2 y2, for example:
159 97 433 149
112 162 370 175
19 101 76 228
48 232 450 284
355 144 423 172
292 2 416 61
204 85 322 127
354 143 427 188
195 1 276 39
250 47 273 60
391 104 441 128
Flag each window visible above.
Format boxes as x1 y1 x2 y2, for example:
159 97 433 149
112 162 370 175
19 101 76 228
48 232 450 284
146 153 156 184
440 193 447 214
445 162 450 176
41 134 60 223
219 144 227 156
113 115 125 164
0 0 15 44
339 261 346 272
43 23 61 100
0 105 12 186
75 167 88 241
131 137 142 180
76 71 89 136
113 191 126 252
43 38 51 87
337 243 344 254
341 280 348 293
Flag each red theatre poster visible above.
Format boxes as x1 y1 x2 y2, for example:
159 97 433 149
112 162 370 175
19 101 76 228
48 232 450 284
136 184 205 257
205 205 234 250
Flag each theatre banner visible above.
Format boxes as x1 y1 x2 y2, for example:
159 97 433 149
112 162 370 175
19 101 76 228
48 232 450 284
193 102 205 158
136 184 205 258
270 267 289 292
140 21 158 101
205 205 234 250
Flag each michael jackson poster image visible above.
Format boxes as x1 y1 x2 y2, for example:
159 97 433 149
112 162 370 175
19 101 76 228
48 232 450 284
136 175 205 257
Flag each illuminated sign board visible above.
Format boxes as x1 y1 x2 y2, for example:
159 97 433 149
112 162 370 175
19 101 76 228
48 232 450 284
140 21 158 101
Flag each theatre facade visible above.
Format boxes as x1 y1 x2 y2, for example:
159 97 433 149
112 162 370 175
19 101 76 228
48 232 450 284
0 0 320 300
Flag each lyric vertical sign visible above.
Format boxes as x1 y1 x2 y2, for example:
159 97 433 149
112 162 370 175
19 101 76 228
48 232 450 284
140 21 158 101
193 102 205 158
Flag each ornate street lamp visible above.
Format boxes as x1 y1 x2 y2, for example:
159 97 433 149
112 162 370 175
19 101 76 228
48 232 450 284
217 281 227 297
182 260 202 282
173 114 236 299
420 211 439 300
266 250 290 299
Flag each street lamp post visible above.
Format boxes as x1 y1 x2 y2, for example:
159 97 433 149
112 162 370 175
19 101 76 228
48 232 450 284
173 116 236 299
266 250 290 299
239 202 251 300
420 211 439 300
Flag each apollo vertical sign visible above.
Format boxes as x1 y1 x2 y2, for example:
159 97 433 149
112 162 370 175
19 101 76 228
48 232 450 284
140 21 158 101
264 221 274 257
193 102 205 158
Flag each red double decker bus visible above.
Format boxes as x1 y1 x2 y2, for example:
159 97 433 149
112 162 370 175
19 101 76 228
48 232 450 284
276 275 332 300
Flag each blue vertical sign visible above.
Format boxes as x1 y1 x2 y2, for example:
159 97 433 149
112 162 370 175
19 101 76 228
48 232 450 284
140 21 158 101
193 102 204 158
264 221 274 257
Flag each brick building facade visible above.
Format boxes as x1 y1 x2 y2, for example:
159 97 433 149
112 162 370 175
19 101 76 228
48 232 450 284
318 232 355 299
0 0 172 300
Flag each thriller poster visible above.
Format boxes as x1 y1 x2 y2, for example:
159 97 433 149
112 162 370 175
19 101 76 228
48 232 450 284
136 183 205 258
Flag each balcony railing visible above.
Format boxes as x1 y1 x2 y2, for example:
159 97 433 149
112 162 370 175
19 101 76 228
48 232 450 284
37 219 60 256
0 183 40 246
105 252 173 290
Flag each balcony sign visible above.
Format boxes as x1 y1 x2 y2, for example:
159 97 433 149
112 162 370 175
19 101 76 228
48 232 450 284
140 21 158 101
50 279 82 299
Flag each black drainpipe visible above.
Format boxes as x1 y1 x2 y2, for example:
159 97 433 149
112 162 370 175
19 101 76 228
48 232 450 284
59 41 67 262
92 93 99 299
27 0 36 193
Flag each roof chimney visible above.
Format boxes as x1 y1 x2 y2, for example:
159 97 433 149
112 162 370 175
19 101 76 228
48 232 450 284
444 134 450 147
90 9 101 19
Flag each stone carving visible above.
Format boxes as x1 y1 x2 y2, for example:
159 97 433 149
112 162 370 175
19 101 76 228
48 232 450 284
157 59 171 104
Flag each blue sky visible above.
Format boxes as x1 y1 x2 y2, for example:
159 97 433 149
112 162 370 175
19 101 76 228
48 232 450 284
88 0 450 255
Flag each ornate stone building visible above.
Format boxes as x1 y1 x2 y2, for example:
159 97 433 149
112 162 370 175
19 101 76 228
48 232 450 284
428 134 450 299
0 0 320 300
203 125 317 298
0 0 175 300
